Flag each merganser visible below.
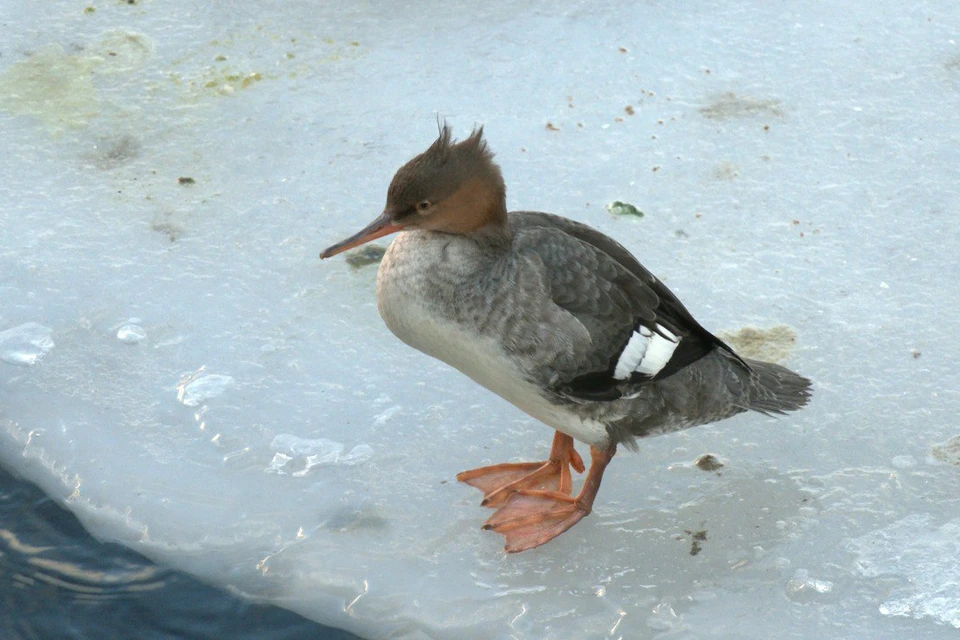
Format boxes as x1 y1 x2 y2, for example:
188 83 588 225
320 125 812 553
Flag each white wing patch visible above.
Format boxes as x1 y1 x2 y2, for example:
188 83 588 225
613 324 680 380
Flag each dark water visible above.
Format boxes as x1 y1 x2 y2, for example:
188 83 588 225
0 465 361 640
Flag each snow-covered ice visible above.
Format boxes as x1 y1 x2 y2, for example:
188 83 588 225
2 1 959 638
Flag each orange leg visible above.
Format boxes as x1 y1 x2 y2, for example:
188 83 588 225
482 445 616 553
456 431 585 507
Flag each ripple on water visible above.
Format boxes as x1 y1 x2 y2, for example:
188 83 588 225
0 322 55 366
0 527 168 602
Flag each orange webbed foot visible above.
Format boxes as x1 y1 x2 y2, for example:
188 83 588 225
456 431 584 507
464 444 616 553
482 490 588 553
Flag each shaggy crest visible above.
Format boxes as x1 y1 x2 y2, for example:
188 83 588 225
385 123 506 225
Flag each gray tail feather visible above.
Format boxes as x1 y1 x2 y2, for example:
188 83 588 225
740 358 812 415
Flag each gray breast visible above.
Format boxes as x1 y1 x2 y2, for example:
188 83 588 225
374 230 613 448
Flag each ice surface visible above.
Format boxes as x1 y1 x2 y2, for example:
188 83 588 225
0 323 54 366
267 434 374 476
847 515 960 629
176 372 236 407
785 569 834 601
2 1 960 638
116 319 147 344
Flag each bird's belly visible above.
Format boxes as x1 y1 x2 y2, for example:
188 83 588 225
376 257 610 448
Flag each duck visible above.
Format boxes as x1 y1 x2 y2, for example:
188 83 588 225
320 125 812 553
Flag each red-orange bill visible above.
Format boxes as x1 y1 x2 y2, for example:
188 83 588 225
319 212 403 259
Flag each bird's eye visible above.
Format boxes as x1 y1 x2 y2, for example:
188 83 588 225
416 200 432 214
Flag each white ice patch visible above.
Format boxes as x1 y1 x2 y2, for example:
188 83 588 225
0 322 54 366
846 514 960 629
176 373 236 407
267 434 373 476
785 569 834 602
116 319 147 344
613 324 679 379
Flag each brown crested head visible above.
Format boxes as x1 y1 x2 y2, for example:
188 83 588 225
383 124 507 234
319 124 508 259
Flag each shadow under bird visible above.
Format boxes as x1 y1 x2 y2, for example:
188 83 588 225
320 125 812 553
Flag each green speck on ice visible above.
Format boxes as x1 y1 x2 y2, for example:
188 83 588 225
606 201 644 218
345 245 386 269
